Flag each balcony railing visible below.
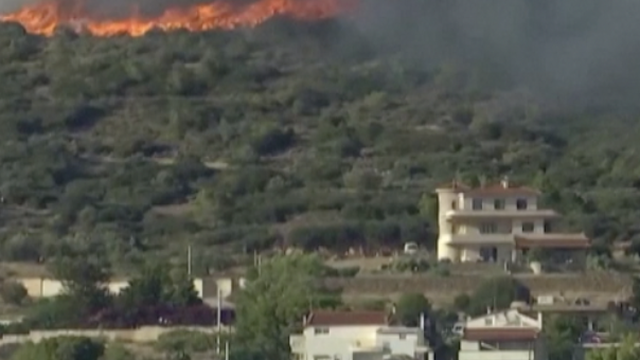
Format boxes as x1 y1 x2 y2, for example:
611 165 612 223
290 335 305 353
446 209 559 219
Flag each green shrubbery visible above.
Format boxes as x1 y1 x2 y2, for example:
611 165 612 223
0 16 635 268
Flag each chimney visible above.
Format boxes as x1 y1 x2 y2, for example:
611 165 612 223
501 176 510 189
537 312 543 328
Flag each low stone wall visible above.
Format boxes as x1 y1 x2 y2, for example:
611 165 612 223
0 326 229 346
327 271 633 302
16 278 206 299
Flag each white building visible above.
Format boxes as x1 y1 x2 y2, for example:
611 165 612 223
16 277 206 298
435 178 590 264
459 308 547 360
290 310 434 360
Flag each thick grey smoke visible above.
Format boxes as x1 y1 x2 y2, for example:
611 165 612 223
2 0 640 104
0 0 33 12
351 0 640 105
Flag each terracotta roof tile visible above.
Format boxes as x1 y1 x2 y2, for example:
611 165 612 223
465 183 540 196
436 180 540 196
515 234 590 249
435 181 470 192
463 327 540 341
305 311 389 327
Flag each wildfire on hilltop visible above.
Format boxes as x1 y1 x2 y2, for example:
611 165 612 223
0 0 357 37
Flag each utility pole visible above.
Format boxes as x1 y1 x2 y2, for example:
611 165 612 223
217 287 222 354
187 245 192 277
257 253 262 276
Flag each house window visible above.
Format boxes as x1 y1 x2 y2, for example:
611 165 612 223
494 199 505 210
399 334 406 340
314 327 329 335
451 200 457 210
516 198 528 210
543 221 552 233
484 318 493 326
472 198 483 210
480 222 497 234
522 222 535 233
451 224 462 234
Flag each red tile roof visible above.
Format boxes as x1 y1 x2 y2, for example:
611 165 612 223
462 327 540 341
514 234 591 249
436 180 470 191
465 183 540 196
304 311 389 327
436 180 540 196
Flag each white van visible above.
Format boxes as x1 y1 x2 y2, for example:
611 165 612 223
403 242 418 255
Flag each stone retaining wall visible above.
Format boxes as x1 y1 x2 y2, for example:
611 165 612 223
327 272 633 302
0 326 228 346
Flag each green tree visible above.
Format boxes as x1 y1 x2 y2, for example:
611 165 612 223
48 257 112 316
587 335 640 360
395 293 431 326
102 343 136 360
234 254 339 360
156 329 216 354
1 281 28 306
545 314 586 360
116 263 201 310
250 126 295 156
165 269 201 307
418 193 439 223
467 277 530 316
10 336 104 360
25 296 85 329
630 277 640 314
452 293 471 313
116 263 169 310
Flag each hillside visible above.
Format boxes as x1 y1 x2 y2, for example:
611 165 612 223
1 6 640 272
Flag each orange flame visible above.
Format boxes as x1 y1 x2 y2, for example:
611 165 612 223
0 0 357 37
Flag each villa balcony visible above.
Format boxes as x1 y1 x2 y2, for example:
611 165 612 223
459 350 538 360
350 340 383 353
290 335 305 354
447 234 515 246
445 209 559 220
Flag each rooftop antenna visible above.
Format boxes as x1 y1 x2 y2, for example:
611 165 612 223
187 245 192 278
492 281 497 313
501 175 510 189
453 169 462 187
216 287 222 354
479 174 487 188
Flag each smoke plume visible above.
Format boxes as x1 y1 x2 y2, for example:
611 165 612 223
2 0 640 104
351 0 640 105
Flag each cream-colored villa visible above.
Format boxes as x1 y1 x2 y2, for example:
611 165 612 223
436 177 590 264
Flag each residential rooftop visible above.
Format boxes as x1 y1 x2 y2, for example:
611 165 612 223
304 310 390 327
436 179 540 196
463 327 540 341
